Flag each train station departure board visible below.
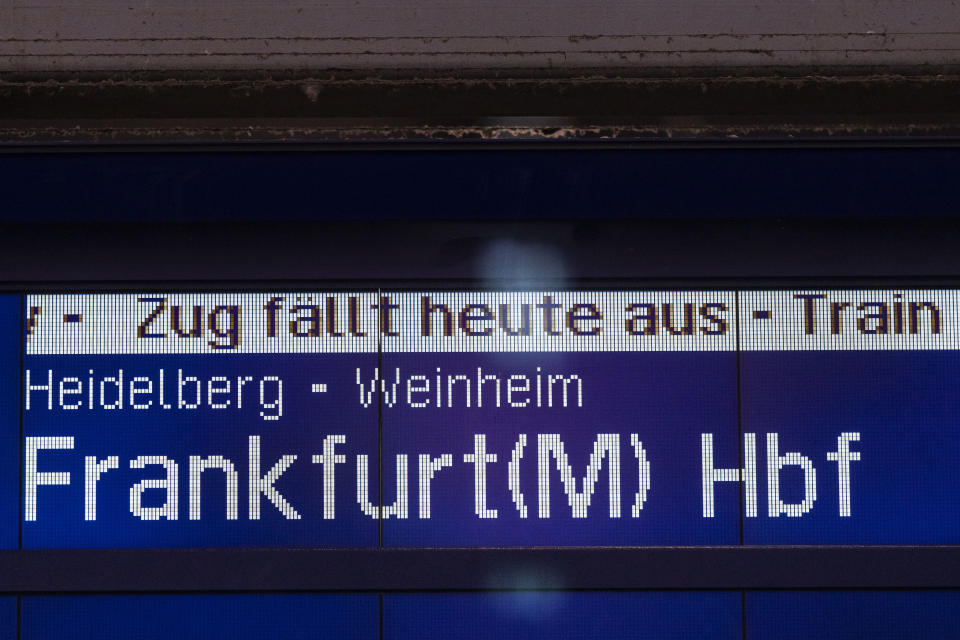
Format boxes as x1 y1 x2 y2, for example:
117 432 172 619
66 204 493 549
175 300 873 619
4 289 957 549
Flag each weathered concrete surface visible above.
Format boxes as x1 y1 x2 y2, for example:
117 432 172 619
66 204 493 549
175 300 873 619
1 1 958 71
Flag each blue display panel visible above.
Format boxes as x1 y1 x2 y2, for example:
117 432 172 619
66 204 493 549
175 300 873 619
739 291 960 544
22 594 378 640
22 294 379 548
0 598 14 640
384 592 741 640
19 288 960 548
746 591 960 639
0 296 17 550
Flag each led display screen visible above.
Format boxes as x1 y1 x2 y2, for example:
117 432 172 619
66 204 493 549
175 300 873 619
745 591 960 639
10 289 959 548
20 595 377 640
0 598 13 640
15 591 960 639
16 591 960 639
384 592 742 639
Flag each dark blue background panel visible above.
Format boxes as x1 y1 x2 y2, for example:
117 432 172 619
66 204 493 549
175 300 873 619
742 350 960 544
381 351 739 546
22 594 378 640
384 592 741 640
23 354 379 549
2 148 959 222
0 296 17 550
0 598 13 640
746 591 960 640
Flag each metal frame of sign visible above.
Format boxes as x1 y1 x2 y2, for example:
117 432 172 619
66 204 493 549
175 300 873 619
1 141 959 595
